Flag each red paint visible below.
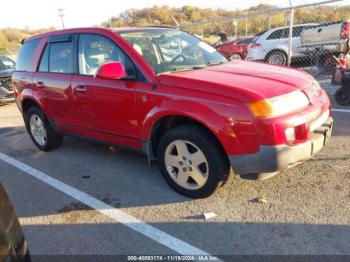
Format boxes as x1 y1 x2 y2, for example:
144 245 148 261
96 62 127 80
13 27 331 159
215 38 251 60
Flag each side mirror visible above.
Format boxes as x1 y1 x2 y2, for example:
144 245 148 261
95 62 127 80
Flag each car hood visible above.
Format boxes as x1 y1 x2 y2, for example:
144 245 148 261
0 69 14 78
157 60 314 102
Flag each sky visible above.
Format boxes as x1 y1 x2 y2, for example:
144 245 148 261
0 0 348 29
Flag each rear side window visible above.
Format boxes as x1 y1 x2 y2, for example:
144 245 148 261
16 39 40 71
240 38 252 45
267 29 288 40
49 42 73 74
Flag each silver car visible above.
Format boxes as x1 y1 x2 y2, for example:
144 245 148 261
0 56 15 104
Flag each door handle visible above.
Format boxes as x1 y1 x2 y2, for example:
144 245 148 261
74 85 87 93
36 81 45 88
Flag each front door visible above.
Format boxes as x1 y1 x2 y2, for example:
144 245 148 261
70 33 145 149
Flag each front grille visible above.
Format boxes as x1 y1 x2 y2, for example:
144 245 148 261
5 93 14 99
0 77 13 92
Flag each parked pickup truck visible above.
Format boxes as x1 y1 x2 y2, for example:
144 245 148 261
299 21 350 56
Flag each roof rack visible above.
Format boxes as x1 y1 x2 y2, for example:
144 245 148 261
143 25 178 29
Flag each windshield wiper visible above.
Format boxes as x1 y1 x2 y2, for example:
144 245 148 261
207 60 225 66
169 62 224 73
171 65 206 73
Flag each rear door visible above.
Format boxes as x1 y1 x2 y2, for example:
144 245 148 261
265 28 288 53
33 34 76 129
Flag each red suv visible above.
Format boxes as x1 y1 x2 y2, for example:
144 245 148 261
12 27 333 198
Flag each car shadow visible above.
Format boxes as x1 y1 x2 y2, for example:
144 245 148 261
17 220 350 256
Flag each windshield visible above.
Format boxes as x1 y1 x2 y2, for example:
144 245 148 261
0 56 16 71
119 29 227 74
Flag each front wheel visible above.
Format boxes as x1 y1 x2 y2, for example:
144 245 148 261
157 125 229 198
230 53 242 60
335 87 350 106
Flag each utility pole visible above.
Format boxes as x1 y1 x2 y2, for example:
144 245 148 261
58 8 65 29
245 13 248 36
232 20 238 39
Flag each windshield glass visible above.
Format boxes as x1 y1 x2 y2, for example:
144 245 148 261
119 29 227 74
0 56 16 71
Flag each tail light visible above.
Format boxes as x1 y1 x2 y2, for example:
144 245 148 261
250 43 262 49
341 22 349 40
339 57 347 68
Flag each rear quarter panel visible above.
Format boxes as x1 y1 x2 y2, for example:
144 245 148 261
302 23 342 45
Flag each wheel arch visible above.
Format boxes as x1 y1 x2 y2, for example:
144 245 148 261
21 98 42 117
143 111 234 167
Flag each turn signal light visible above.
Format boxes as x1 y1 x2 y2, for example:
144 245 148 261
247 99 274 118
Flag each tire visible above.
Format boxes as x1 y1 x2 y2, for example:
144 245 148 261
230 53 242 60
157 124 229 198
335 87 350 106
25 107 63 151
266 50 287 65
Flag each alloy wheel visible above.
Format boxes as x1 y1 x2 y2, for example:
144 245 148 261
29 114 47 146
164 140 209 190
268 52 286 65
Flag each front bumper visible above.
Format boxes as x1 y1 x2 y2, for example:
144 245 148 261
229 117 333 176
0 85 15 104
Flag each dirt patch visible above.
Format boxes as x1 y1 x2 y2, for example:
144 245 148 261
57 195 121 214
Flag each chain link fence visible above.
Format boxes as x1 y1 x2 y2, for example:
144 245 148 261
181 0 349 93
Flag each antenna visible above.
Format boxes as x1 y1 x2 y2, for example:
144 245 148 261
171 13 180 28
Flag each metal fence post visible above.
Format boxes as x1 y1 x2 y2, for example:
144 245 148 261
245 13 248 36
287 5 294 66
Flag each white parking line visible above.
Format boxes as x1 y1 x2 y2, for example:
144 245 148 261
333 108 350 113
0 152 215 258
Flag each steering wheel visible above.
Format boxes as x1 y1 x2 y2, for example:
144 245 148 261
171 54 187 64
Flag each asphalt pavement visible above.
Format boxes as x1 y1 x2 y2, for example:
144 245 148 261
0 100 349 260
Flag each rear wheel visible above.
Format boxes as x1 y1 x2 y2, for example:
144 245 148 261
230 53 242 60
157 124 229 198
266 50 287 65
335 87 350 106
26 107 63 151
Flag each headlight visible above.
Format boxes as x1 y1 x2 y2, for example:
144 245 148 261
247 91 310 118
